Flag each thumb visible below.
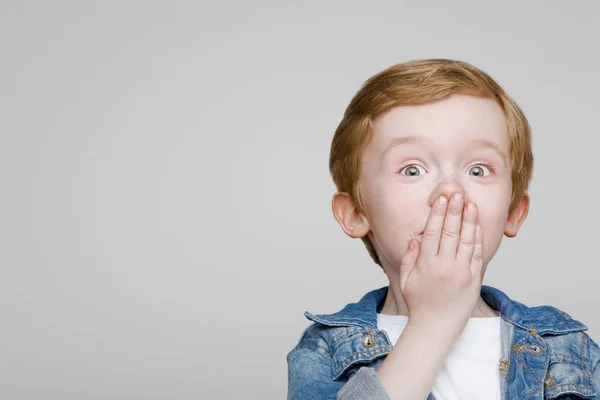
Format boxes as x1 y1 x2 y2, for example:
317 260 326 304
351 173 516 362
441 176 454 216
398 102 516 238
399 239 419 293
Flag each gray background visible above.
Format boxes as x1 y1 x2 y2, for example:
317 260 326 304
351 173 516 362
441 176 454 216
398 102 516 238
1 1 599 399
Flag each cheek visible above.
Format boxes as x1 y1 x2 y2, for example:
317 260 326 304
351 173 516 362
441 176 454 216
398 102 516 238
476 202 511 262
469 187 511 224
366 188 422 236
476 201 509 235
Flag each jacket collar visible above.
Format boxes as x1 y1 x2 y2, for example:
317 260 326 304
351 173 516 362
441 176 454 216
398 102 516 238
305 285 587 335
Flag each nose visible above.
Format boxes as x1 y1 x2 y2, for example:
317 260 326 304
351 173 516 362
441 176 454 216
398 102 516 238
428 179 466 207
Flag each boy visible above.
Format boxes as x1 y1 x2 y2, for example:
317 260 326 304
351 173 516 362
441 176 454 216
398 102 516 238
286 59 600 399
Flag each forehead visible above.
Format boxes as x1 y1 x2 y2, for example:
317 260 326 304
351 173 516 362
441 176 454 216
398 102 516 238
369 94 508 154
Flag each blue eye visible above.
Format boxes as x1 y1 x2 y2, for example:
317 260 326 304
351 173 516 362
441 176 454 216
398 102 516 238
467 165 491 177
399 165 426 176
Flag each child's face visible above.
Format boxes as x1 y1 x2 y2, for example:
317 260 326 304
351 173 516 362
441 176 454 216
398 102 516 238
358 94 524 270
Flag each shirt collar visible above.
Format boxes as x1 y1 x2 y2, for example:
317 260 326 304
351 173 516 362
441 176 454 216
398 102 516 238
305 285 587 335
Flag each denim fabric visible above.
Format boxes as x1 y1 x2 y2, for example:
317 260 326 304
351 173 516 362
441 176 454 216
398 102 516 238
287 285 600 399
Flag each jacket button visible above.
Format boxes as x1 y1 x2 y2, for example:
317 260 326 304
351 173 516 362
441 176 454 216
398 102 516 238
363 332 375 348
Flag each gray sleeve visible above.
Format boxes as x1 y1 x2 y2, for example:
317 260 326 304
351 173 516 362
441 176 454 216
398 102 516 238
336 367 391 400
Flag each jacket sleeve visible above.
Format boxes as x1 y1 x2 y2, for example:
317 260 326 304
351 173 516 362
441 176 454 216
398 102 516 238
588 333 600 398
287 345 391 400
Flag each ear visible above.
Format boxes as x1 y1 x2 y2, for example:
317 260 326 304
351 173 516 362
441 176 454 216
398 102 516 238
504 193 530 238
331 192 371 239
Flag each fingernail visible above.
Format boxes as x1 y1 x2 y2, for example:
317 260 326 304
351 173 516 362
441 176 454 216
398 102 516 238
438 196 448 205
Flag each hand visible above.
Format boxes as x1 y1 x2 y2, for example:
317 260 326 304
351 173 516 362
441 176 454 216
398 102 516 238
398 192 484 333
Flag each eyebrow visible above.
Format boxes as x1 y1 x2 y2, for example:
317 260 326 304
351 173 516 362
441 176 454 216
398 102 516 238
383 135 509 163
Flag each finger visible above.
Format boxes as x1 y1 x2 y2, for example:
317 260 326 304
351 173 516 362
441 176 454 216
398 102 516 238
399 239 419 293
456 202 478 262
470 225 484 276
420 195 449 257
438 193 465 257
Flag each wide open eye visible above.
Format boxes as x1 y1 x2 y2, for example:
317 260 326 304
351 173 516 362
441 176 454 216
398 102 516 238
467 164 491 177
399 165 426 176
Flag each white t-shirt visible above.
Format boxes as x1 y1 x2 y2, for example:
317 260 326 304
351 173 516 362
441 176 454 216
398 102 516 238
377 313 502 400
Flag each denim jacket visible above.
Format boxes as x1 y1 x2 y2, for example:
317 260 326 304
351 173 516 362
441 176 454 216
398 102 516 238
287 285 600 399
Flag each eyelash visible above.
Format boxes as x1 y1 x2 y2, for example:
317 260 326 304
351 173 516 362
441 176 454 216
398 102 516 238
398 163 495 176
